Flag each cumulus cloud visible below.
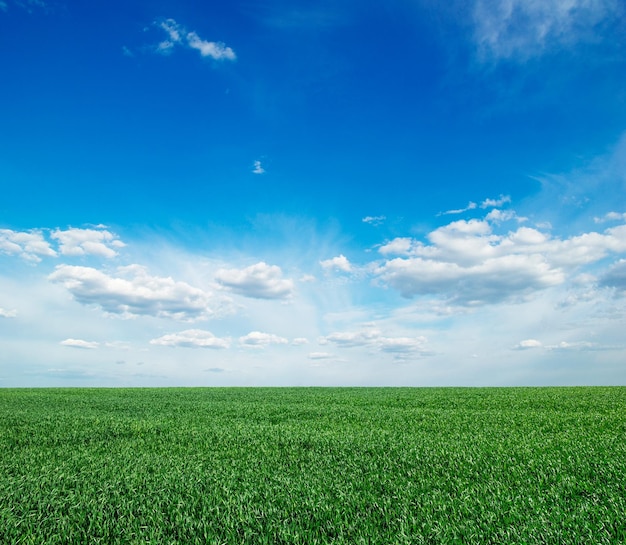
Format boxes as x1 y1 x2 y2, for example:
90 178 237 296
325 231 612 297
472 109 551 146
0 226 125 261
49 264 228 321
320 254 352 273
374 217 626 306
472 0 619 62
60 338 99 349
0 307 17 318
292 337 309 345
215 262 294 299
379 237 415 257
0 229 56 261
155 18 236 60
150 329 230 349
513 339 543 350
239 331 289 348
51 227 125 258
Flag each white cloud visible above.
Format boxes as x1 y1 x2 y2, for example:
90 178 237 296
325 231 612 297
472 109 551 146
379 237 415 257
599 259 626 292
215 262 294 299
252 160 265 174
60 338 99 349
595 211 626 223
440 196 511 215
239 331 289 348
377 254 562 305
155 19 236 61
377 336 429 354
321 327 429 358
485 209 520 223
439 202 478 216
292 337 309 345
150 329 230 349
308 352 332 360
546 340 597 351
49 264 228 321
51 227 125 258
187 31 236 60
0 229 56 261
513 339 542 350
481 195 511 208
320 328 381 347
320 254 352 273
0 307 17 318
472 0 619 62
374 215 626 305
0 226 124 261
362 215 386 226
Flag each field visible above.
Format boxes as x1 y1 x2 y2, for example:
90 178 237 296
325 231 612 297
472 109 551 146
1 387 625 544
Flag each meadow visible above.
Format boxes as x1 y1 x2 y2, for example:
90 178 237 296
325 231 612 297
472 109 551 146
0 387 624 544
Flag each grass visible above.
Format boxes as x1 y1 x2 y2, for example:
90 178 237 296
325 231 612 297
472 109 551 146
1 387 625 544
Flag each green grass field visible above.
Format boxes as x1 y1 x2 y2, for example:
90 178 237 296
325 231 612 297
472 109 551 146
1 387 625 544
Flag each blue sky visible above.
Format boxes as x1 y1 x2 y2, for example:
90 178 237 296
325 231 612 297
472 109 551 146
1 0 625 386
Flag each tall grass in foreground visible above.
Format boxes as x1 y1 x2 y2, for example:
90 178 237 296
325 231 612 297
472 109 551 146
1 387 625 544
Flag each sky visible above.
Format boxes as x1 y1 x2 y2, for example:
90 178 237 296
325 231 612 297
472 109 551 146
1 0 625 386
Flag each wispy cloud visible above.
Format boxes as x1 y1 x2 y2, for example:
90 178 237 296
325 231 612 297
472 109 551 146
362 215 386 226
2 0 50 13
252 160 265 174
49 264 229 321
320 327 429 358
440 195 510 216
439 202 477 216
546 340 599 352
0 307 17 318
595 211 626 224
215 262 294 299
308 352 332 360
472 0 620 62
155 18 236 61
150 329 230 349
599 259 626 292
481 195 511 208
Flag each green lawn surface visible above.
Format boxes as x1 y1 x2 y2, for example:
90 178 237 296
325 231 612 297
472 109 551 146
1 387 625 544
